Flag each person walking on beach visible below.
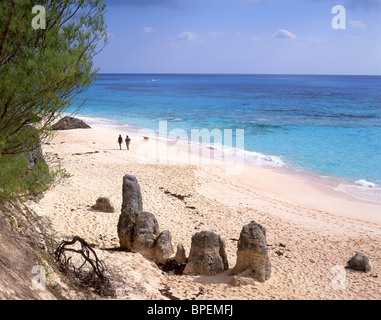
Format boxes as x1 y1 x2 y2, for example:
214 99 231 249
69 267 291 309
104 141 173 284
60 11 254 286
125 135 131 150
118 134 123 150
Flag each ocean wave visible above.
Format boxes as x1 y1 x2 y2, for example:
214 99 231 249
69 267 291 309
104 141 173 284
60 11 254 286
242 150 285 167
158 133 286 168
355 179 379 188
335 182 381 203
206 142 285 167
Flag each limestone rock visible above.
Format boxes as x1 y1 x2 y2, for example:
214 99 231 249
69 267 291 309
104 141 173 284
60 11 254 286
121 175 143 216
132 211 160 258
154 230 174 264
346 252 371 273
25 144 44 172
230 276 240 287
21 126 46 200
92 197 115 213
117 175 174 263
21 125 45 173
175 243 187 264
183 231 229 276
118 175 143 249
230 275 255 287
52 116 91 130
117 212 135 250
231 221 271 282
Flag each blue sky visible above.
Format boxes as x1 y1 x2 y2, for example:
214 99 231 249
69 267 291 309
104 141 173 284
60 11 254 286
95 0 381 74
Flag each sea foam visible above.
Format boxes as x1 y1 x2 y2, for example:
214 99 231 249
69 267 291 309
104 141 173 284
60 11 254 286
335 181 381 203
355 179 378 188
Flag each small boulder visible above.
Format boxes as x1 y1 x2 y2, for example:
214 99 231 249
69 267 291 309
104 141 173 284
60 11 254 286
346 252 371 273
92 197 115 213
175 243 187 264
154 230 174 264
230 276 240 287
52 116 91 130
230 275 255 287
231 221 271 282
132 211 160 258
183 231 229 276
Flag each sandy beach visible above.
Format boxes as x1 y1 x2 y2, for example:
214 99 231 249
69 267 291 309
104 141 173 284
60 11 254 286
26 123 381 300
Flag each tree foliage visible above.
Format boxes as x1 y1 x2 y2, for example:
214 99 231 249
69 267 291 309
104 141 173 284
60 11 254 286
0 0 108 202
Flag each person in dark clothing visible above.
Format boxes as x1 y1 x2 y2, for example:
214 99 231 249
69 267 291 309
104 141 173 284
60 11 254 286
125 135 131 150
118 135 123 150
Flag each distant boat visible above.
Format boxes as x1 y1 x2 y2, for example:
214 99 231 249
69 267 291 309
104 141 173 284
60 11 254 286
151 79 159 82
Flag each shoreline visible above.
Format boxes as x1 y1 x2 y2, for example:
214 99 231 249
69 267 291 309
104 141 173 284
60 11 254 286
74 113 381 206
28 122 381 300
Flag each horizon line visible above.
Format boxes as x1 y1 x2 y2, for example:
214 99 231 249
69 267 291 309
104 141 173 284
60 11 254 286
97 72 381 77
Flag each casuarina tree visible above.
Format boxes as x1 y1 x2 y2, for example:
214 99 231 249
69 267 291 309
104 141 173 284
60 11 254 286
0 0 108 201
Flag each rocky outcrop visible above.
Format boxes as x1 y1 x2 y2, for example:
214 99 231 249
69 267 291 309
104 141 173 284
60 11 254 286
346 252 371 273
20 125 45 173
25 144 44 172
231 221 271 282
183 231 229 276
92 197 115 213
117 175 173 263
52 116 91 130
117 175 274 282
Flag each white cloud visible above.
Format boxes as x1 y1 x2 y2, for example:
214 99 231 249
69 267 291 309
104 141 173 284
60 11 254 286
348 20 366 28
143 27 159 33
273 29 297 40
177 31 203 42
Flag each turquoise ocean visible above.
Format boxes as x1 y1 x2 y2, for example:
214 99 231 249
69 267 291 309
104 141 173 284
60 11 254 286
71 74 381 203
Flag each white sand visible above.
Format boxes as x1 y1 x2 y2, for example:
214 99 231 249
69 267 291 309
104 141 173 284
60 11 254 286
26 124 381 300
